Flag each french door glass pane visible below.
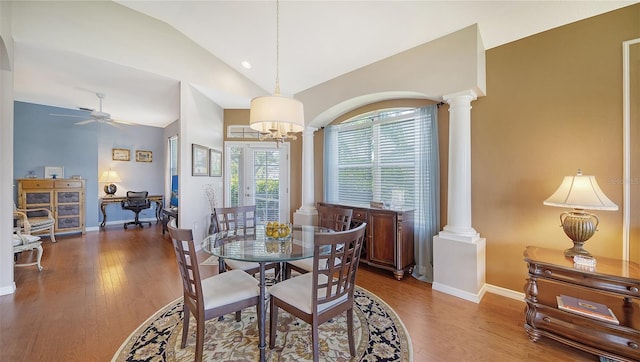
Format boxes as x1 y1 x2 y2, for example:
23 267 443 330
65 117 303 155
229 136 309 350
253 149 280 223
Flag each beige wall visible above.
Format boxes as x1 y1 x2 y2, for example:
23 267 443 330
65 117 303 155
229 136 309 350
225 4 640 293
473 5 639 291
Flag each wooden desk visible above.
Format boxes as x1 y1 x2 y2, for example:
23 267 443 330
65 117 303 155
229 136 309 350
100 195 163 228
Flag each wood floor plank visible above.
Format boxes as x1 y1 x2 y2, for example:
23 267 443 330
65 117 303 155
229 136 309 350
2 224 600 361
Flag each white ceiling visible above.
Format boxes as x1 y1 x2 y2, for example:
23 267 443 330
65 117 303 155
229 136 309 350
11 0 638 128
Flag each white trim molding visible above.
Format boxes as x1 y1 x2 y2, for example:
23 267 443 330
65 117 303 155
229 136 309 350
622 38 640 262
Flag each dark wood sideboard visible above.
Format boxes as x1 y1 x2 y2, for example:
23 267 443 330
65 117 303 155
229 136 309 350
523 246 640 361
318 202 414 280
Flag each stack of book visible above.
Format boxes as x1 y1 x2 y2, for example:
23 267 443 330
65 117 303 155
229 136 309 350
556 295 619 324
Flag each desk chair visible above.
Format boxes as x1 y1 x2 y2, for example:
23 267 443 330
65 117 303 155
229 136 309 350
121 191 152 229
269 223 367 362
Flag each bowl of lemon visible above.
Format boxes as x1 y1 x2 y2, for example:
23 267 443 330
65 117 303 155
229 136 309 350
265 221 292 241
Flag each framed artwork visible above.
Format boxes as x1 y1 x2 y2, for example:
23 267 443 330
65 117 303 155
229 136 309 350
135 150 153 162
44 166 64 179
112 148 130 161
209 149 222 177
192 143 209 176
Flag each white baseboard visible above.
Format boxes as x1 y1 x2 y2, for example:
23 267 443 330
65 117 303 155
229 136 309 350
486 284 525 301
0 282 16 296
432 282 487 303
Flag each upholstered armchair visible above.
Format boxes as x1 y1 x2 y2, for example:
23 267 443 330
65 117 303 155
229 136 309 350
13 205 56 243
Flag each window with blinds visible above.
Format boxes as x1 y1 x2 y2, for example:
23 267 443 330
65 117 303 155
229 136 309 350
328 108 421 208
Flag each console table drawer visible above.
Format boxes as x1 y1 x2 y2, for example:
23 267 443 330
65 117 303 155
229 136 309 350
533 306 640 360
531 265 640 297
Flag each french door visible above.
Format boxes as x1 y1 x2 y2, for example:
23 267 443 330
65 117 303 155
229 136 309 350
224 141 290 224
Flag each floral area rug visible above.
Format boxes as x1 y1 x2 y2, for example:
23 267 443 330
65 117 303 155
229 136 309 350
112 286 412 361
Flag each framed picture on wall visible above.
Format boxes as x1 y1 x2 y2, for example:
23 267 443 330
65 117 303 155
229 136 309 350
112 148 130 161
135 150 153 162
192 144 209 176
209 149 222 177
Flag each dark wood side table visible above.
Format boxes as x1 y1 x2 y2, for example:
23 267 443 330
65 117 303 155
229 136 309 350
161 208 178 235
523 246 640 361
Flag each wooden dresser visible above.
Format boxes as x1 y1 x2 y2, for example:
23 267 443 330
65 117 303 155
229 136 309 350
523 246 640 361
318 202 414 280
18 178 86 235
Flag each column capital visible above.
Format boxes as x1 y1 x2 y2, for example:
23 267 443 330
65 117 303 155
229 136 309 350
442 89 478 105
303 126 318 135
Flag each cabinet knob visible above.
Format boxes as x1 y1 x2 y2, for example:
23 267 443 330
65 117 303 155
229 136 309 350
629 286 639 293
543 317 551 323
629 342 639 349
543 269 552 276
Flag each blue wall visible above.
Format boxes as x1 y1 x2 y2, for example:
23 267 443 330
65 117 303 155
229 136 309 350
14 101 165 229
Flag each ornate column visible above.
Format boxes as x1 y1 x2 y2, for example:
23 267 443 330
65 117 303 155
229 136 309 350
293 126 318 225
433 89 486 303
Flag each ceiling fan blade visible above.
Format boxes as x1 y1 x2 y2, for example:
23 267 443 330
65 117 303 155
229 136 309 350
111 119 136 125
75 119 96 125
107 122 124 129
50 113 87 119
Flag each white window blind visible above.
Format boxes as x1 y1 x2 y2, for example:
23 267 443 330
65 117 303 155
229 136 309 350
326 108 422 208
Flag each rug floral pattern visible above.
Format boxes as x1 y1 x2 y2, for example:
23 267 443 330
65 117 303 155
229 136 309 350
113 286 412 361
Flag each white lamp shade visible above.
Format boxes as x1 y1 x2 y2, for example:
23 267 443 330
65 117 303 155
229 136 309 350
99 170 122 183
249 95 305 133
543 172 618 210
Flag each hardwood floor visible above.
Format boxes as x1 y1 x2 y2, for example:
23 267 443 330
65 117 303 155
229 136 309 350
2 224 599 361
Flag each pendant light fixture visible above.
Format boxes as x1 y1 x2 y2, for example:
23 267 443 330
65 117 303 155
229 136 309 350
249 0 304 147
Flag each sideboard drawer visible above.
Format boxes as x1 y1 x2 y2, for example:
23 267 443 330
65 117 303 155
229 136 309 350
532 265 640 298
21 180 54 189
54 180 83 189
57 217 80 229
57 205 80 216
25 192 52 205
57 191 80 203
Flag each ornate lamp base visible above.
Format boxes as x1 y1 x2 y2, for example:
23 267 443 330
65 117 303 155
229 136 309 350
104 183 117 197
560 209 598 257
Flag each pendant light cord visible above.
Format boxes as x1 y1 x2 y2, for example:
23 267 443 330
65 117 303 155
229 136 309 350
274 0 281 95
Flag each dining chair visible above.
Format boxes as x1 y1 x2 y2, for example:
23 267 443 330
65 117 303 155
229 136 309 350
167 220 260 362
284 204 353 278
213 205 279 276
268 222 367 362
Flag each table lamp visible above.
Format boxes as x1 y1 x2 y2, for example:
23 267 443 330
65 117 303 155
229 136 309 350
99 169 121 197
543 169 618 257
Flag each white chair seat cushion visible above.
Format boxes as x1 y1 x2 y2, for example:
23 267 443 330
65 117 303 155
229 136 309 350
224 259 260 271
200 269 259 310
27 217 54 226
12 234 41 246
269 273 348 314
288 257 341 273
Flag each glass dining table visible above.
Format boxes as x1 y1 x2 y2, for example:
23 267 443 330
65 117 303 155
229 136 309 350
201 224 330 362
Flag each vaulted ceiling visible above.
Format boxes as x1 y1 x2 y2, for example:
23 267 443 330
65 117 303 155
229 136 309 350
10 0 637 127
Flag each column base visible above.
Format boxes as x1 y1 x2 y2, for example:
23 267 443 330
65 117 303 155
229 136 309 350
293 207 318 226
433 234 486 303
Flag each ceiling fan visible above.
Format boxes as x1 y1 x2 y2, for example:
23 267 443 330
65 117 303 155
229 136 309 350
50 93 135 127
